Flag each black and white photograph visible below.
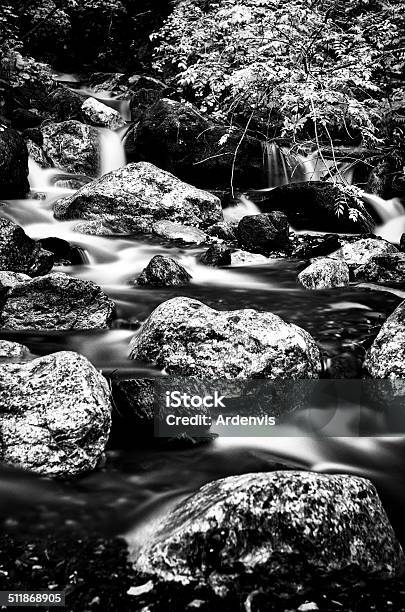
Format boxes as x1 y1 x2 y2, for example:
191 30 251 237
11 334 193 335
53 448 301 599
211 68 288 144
0 0 405 610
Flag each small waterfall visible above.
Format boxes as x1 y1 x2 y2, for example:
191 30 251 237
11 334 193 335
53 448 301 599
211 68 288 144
362 192 405 243
98 127 127 176
223 194 261 222
262 142 356 189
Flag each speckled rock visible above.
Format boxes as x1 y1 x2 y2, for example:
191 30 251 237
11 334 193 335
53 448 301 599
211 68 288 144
298 258 350 289
137 255 191 287
231 250 269 265
135 471 403 588
0 271 31 288
42 120 99 177
330 238 398 268
48 87 84 122
0 340 30 360
354 253 405 284
0 272 115 330
129 297 322 378
81 97 126 130
206 221 237 242
0 218 54 276
54 162 222 235
238 212 289 254
152 222 207 245
26 139 51 168
365 300 405 378
200 245 232 267
0 351 111 478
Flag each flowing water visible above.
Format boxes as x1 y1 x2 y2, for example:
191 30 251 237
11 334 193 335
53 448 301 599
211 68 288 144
1 97 405 551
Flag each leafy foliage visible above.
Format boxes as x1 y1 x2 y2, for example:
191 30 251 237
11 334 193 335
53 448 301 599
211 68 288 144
152 0 405 146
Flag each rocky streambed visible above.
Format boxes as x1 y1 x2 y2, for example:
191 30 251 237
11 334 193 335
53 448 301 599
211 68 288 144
1 75 405 611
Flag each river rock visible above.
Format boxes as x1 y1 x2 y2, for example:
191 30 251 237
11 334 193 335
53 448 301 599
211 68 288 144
354 253 405 284
0 272 115 330
130 98 266 189
200 245 232 267
330 238 398 268
0 218 54 276
0 340 30 360
153 221 207 245
260 182 374 233
135 471 403 589
129 297 322 378
298 258 350 289
11 108 42 130
292 233 341 259
0 128 30 198
365 300 405 378
54 162 222 235
37 237 85 266
206 221 237 242
237 211 289 253
0 351 111 478
49 87 84 122
231 250 269 265
0 271 30 288
42 120 99 177
137 255 191 287
81 97 126 130
128 75 167 122
26 139 51 168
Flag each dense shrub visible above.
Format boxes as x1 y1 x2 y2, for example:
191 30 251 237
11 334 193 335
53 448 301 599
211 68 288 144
152 0 405 145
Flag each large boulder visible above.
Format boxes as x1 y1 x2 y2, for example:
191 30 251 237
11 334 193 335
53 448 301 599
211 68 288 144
42 120 99 177
298 258 350 289
135 471 403 589
354 253 405 284
365 300 405 378
81 97 126 130
129 98 267 189
259 182 375 233
330 238 398 268
0 272 115 330
0 340 30 360
237 211 289 253
128 75 167 122
0 128 30 198
54 162 222 235
0 218 54 276
0 351 111 478
136 255 191 287
129 297 322 378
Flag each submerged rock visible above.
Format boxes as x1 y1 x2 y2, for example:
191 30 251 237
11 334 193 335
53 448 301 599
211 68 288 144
0 218 54 276
260 182 374 233
137 255 191 287
129 297 322 378
42 120 99 177
298 258 350 289
0 272 115 330
0 351 111 478
200 244 232 267
354 253 405 284
330 238 398 267
135 471 403 588
238 211 289 253
0 128 30 198
365 300 405 378
152 221 207 245
54 162 222 235
81 97 126 130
